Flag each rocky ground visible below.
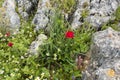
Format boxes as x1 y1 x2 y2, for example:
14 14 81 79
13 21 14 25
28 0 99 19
0 0 120 80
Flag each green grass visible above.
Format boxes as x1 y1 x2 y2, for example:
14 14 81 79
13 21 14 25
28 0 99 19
37 11 94 79
50 0 76 13
0 0 4 7
0 9 95 79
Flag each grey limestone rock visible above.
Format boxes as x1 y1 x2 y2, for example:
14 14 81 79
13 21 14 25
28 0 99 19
16 0 32 20
29 34 47 55
82 27 120 80
3 0 20 32
72 0 120 29
71 0 90 29
16 0 38 20
32 0 54 31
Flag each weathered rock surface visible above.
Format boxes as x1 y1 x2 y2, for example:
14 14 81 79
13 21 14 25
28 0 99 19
72 0 120 29
32 0 54 31
29 34 47 55
2 0 120 31
3 0 20 31
82 27 120 80
71 0 90 29
16 0 38 20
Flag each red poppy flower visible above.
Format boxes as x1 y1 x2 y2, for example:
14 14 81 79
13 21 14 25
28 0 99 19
5 32 10 37
8 42 13 47
65 31 74 38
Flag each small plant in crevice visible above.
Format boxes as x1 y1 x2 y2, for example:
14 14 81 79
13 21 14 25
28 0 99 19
115 6 120 21
50 0 76 14
97 5 120 32
101 6 120 31
81 9 89 19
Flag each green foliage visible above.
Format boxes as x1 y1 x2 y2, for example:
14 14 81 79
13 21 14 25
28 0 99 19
0 8 94 79
115 6 120 21
0 0 94 79
101 6 120 31
0 21 38 79
37 11 94 79
50 0 76 13
101 22 120 31
1 0 120 79
81 9 89 18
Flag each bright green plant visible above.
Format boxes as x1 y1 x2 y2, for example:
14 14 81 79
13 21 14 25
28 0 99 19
0 1 94 79
37 11 94 79
81 9 89 18
0 21 38 79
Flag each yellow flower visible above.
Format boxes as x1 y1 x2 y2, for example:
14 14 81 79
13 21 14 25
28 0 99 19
106 69 115 77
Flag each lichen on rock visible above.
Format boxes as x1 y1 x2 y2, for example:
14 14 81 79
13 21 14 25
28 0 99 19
82 27 120 80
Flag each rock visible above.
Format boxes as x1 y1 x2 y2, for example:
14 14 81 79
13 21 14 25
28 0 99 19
71 0 90 29
0 7 11 33
16 0 39 20
82 27 120 80
71 0 120 29
3 0 20 32
29 34 47 55
32 0 54 31
16 0 32 20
